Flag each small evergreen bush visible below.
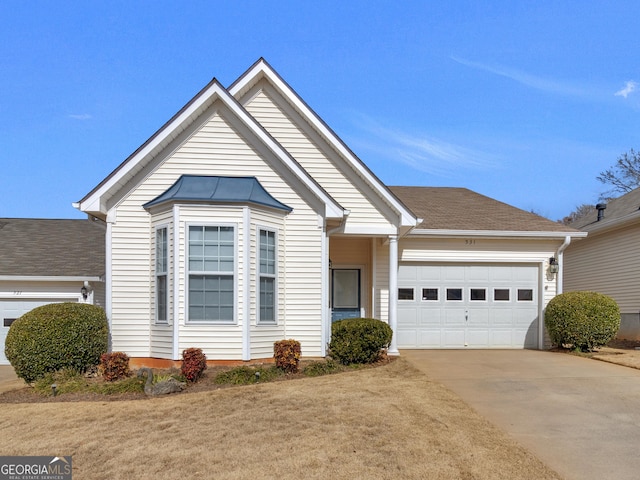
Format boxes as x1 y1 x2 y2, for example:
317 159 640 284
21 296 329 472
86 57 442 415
4 303 109 383
99 352 130 382
545 291 620 352
214 365 283 385
274 339 301 373
302 359 343 377
181 348 207 383
328 318 393 365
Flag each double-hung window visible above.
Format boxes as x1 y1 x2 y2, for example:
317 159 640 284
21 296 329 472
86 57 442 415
156 227 168 323
258 229 276 324
188 225 235 323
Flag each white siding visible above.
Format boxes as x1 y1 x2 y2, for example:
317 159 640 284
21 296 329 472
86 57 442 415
250 210 286 359
242 84 396 232
149 210 174 359
564 224 640 314
109 105 324 359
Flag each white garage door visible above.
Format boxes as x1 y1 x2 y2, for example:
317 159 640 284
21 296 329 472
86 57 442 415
0 299 76 365
397 264 539 349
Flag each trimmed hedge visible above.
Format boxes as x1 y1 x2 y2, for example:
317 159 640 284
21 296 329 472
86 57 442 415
329 318 392 365
545 291 620 352
4 302 109 383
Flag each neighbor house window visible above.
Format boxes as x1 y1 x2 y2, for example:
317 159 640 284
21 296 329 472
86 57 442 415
188 225 235 323
258 229 276 324
156 227 168 323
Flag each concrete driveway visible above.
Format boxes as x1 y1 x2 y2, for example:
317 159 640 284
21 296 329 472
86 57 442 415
402 349 640 480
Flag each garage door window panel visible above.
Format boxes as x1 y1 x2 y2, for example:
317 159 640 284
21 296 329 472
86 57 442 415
494 289 510 301
422 288 438 301
446 288 463 301
470 288 486 301
517 289 534 301
398 288 414 301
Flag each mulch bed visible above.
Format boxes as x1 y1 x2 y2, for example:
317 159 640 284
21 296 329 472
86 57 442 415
0 357 393 404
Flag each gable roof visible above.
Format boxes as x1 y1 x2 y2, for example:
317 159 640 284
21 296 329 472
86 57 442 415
571 187 640 232
143 175 292 212
76 76 343 220
390 187 583 237
0 218 105 278
229 58 418 230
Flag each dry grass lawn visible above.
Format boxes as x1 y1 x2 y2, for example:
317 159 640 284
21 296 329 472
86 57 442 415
0 358 560 479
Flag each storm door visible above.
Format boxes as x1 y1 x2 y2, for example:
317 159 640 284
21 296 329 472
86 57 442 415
331 268 361 321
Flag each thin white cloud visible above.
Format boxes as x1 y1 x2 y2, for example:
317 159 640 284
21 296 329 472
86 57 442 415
349 114 496 178
614 80 637 98
451 56 589 96
68 113 92 120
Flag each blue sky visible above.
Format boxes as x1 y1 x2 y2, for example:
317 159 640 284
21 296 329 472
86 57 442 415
1 1 639 221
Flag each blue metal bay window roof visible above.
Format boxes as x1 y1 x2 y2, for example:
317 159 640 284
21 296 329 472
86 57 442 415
143 175 293 212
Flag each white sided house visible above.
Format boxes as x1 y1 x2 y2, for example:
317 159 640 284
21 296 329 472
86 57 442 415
75 59 584 364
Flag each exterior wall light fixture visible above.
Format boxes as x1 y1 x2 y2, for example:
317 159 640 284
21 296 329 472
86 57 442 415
549 257 559 274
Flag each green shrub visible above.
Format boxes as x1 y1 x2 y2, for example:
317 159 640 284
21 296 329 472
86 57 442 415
328 318 393 365
100 352 130 382
302 359 343 377
545 291 620 352
181 348 207 383
274 339 301 373
214 365 283 385
5 303 109 383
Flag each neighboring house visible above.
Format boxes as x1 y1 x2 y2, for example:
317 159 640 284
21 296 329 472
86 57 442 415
564 188 640 340
0 218 105 365
73 58 584 365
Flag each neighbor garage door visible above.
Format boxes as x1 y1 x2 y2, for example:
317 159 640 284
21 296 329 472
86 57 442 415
397 264 539 349
0 299 76 365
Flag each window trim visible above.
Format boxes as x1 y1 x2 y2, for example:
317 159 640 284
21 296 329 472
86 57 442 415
155 225 169 324
257 227 278 325
186 223 238 325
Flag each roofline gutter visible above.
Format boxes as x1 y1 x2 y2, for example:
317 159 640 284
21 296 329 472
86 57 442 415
0 275 103 282
407 229 587 239
579 210 640 235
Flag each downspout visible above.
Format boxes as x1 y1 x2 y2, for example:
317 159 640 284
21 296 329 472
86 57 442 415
556 235 571 295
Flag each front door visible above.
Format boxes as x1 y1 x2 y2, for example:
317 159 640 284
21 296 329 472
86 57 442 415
331 268 361 321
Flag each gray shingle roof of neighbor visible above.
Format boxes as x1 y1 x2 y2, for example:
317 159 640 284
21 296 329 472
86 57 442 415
570 187 640 230
0 218 105 277
143 175 293 212
389 186 577 232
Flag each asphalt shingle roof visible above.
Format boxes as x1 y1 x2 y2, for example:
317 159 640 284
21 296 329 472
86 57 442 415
390 186 575 232
570 188 640 230
0 218 105 277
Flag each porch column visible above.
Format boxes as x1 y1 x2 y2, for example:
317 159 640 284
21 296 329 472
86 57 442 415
388 235 399 355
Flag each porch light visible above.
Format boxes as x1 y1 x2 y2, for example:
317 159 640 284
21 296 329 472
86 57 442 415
81 286 88 300
549 257 559 274
329 259 333 269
